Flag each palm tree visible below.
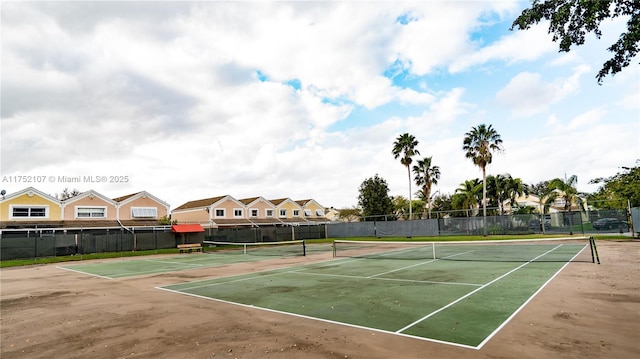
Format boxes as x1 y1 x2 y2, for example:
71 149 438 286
544 174 585 234
504 176 528 212
453 179 483 217
462 124 504 234
486 174 528 214
413 156 440 219
392 133 420 220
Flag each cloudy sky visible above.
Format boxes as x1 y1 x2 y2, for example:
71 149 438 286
1 1 638 210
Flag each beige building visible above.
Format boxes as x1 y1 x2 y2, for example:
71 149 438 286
172 195 328 227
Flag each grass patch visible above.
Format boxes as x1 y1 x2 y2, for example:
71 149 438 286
0 248 179 268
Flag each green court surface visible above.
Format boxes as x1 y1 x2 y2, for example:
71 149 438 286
59 243 316 279
158 242 589 349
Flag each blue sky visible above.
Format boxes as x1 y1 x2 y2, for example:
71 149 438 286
1 1 638 210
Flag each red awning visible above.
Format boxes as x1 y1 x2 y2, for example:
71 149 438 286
171 224 205 233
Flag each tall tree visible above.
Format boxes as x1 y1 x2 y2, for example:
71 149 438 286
545 174 585 234
337 207 362 222
413 156 441 219
511 0 640 84
487 174 528 214
453 179 483 217
357 174 394 221
462 124 504 232
589 160 640 208
431 193 453 218
528 181 550 197
505 176 529 212
392 133 420 220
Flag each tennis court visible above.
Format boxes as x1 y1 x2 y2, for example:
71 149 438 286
60 240 312 279
158 237 595 349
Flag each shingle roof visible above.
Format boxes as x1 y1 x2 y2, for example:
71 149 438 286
112 192 141 202
238 197 260 205
173 195 228 211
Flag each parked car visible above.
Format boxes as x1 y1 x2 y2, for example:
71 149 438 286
528 219 551 231
593 218 628 230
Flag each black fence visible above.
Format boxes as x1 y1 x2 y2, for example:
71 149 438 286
0 227 176 261
0 225 327 261
1 208 634 261
326 209 633 238
205 225 326 243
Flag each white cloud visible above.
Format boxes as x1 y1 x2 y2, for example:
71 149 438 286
450 24 557 73
566 108 607 130
496 65 590 118
1 1 637 211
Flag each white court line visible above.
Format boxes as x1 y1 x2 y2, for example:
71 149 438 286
173 270 303 291
157 243 583 350
367 250 474 278
155 285 480 350
395 244 565 334
58 266 115 280
475 243 589 349
143 259 204 267
295 270 482 287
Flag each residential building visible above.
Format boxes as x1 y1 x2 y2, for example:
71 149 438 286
0 187 62 224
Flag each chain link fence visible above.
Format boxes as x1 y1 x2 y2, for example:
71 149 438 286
327 209 634 238
1 227 176 261
1 208 635 261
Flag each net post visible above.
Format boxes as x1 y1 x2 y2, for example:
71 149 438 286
243 243 247 254
589 237 600 264
432 242 436 259
332 240 336 258
302 240 306 256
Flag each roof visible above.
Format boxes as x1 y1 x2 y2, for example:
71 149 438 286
173 195 228 211
171 224 205 233
0 187 61 204
112 192 140 202
238 197 260 205
63 189 116 205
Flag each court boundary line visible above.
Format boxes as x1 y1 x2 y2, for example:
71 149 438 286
367 250 474 278
57 266 115 280
155 243 588 349
395 244 565 334
56 251 301 279
155 285 479 350
475 243 589 349
294 270 483 287
142 259 204 267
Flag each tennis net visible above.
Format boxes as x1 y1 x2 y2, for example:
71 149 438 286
203 240 306 257
333 237 598 263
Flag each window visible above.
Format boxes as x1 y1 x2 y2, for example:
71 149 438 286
554 198 566 207
293 209 300 217
266 209 274 217
11 206 47 218
315 209 324 216
233 209 243 217
215 209 225 217
76 207 105 218
250 209 258 217
304 209 312 217
131 207 157 218
279 209 287 218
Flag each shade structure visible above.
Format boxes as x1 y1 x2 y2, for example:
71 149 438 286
171 224 205 233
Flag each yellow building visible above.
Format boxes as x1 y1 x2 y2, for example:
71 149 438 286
0 187 62 222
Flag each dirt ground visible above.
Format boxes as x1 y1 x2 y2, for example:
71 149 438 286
1 240 639 359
